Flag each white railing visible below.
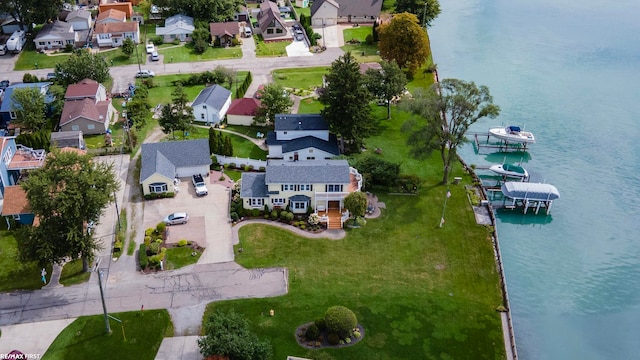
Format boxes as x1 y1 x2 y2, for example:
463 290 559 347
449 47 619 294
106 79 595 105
315 192 349 201
350 167 363 191
215 154 267 170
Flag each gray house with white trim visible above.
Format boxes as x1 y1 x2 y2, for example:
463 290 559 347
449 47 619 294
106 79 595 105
156 14 194 43
140 139 211 196
192 85 232 125
266 114 339 160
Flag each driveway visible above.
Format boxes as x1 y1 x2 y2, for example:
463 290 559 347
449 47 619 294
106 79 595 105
286 40 312 57
312 24 343 48
142 174 234 264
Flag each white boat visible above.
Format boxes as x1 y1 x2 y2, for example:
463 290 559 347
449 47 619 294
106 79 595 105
489 126 536 144
489 163 529 180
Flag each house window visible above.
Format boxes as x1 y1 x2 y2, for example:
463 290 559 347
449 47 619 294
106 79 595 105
267 29 274 34
201 113 205 119
12 214 21 220
249 198 264 207
299 184 311 191
271 198 285 205
39 42 45 46
326 184 343 192
292 201 307 210
306 157 315 160
3 147 13 165
276 28 283 34
72 125 80 131
9 111 17 119
149 182 168 193
87 124 95 130
282 184 296 191
66 40 73 44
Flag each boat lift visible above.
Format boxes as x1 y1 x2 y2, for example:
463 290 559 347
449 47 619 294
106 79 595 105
471 132 532 153
496 182 560 215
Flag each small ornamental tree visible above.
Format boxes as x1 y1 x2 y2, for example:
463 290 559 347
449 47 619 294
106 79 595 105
344 191 368 218
324 306 357 339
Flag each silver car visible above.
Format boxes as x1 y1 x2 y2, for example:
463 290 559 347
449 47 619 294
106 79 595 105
163 212 189 225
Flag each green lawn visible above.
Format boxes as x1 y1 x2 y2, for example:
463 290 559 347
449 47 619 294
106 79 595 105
223 124 273 139
158 43 242 63
0 226 52 291
165 246 202 270
98 44 147 67
296 97 324 114
43 310 173 360
15 50 70 71
343 26 374 42
294 5 310 18
171 126 267 160
272 67 329 90
255 35 291 57
202 105 505 359
340 43 381 63
59 259 91 286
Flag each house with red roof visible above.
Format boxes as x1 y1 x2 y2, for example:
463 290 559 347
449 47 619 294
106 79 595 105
58 79 115 135
227 98 261 126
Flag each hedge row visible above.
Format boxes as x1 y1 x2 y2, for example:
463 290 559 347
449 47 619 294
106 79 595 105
235 71 252 99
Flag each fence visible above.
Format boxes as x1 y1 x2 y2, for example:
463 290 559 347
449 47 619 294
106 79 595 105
215 154 266 170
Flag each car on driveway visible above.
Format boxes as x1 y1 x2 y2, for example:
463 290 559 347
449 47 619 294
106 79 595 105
151 51 159 61
293 24 302 31
146 43 155 54
164 212 189 225
136 69 155 78
192 174 208 196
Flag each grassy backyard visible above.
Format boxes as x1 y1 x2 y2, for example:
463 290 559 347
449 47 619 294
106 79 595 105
202 101 506 358
0 223 52 292
343 26 374 42
43 310 173 360
170 126 267 160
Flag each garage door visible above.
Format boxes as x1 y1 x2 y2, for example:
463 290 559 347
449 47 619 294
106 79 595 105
176 165 209 178
312 17 336 26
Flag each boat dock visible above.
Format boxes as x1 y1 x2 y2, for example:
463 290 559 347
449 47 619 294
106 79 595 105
471 132 532 153
484 182 560 215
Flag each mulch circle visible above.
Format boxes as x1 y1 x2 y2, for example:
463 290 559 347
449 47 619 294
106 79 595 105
295 322 365 350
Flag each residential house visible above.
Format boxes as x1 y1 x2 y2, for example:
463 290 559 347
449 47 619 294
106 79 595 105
234 7 250 22
156 14 194 43
192 85 232 125
99 3 134 18
226 98 261 126
65 9 92 30
64 78 108 101
256 1 289 41
0 136 46 225
33 20 79 50
240 159 362 227
58 98 112 135
209 22 241 47
0 83 53 129
95 9 127 25
50 131 86 150
266 114 339 160
139 139 211 196
1 186 35 225
1 16 26 34
311 0 383 25
131 12 144 25
95 21 140 47
295 0 310 8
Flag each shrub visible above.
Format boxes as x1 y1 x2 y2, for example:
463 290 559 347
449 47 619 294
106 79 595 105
327 333 340 345
177 239 188 247
285 212 295 222
305 324 319 341
353 329 361 338
230 212 239 222
229 162 236 168
248 164 254 171
300 224 306 230
325 306 357 339
64 44 74 53
172 38 180 45
308 213 320 225
139 244 148 269
114 241 123 251
148 248 167 268
144 236 152 245
365 34 374 44
259 166 266 171
314 317 327 331
345 337 352 343
156 222 167 234
251 209 260 217
148 241 161 255
270 211 278 220
279 211 288 221
145 228 154 236
264 214 270 219
244 164 250 171
152 36 164 46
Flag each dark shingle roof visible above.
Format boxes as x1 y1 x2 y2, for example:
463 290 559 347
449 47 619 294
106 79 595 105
274 114 328 131
267 132 339 156
265 160 350 184
240 173 267 198
192 85 232 110
140 139 211 183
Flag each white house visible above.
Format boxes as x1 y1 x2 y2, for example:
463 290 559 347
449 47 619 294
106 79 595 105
156 14 194 43
192 85 232 125
266 114 339 160
65 9 92 30
310 0 339 26
33 20 78 50
311 0 383 25
95 21 140 47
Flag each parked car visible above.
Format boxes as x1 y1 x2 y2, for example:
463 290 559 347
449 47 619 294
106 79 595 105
145 43 155 54
192 174 208 196
151 51 159 61
46 73 56 80
292 24 302 32
163 212 189 225
135 69 155 78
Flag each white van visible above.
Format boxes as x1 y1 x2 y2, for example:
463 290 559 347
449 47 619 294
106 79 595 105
244 27 252 37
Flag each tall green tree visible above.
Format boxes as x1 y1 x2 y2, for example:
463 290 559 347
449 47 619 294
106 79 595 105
319 52 374 153
48 85 66 128
54 50 111 87
402 79 500 184
344 191 368 218
191 27 210 54
125 84 151 129
395 0 441 27
378 12 430 76
158 84 194 138
254 83 293 125
0 0 63 30
122 38 135 57
19 149 120 271
10 87 47 132
197 309 272 360
364 60 408 119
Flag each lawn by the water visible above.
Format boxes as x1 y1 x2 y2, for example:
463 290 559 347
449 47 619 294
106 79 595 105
43 310 173 360
203 106 506 359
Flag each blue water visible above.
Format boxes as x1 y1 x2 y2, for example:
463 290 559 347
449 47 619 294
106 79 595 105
429 1 640 359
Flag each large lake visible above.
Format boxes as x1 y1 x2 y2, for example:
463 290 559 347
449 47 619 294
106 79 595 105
429 0 640 359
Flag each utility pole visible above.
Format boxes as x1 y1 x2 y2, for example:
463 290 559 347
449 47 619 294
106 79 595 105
97 269 111 334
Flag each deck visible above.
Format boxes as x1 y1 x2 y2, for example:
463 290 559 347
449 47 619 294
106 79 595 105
318 208 344 229
7 145 46 170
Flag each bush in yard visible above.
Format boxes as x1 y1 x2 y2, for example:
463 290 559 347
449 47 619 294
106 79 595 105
327 333 340 345
344 191 368 218
177 239 188 247
152 36 164 46
156 222 167 234
149 241 161 255
144 236 152 245
145 228 154 236
325 306 357 339
198 309 272 360
251 209 260 217
230 212 239 222
114 241 123 251
229 163 236 168
308 213 320 225
259 166 266 171
148 248 167 268
285 212 295 222
270 211 278 220
139 244 148 269
279 211 288 221
315 317 327 331
305 323 319 341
